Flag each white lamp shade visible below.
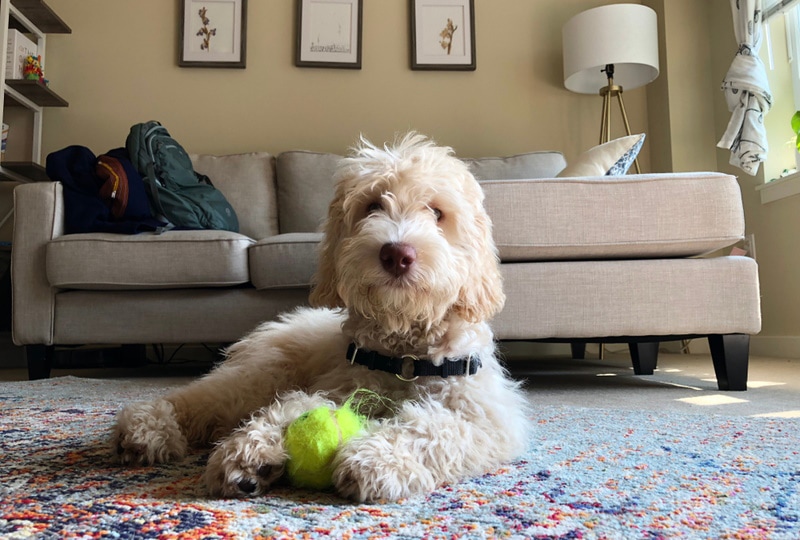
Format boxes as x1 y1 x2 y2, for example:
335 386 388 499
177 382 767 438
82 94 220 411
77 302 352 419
563 4 659 94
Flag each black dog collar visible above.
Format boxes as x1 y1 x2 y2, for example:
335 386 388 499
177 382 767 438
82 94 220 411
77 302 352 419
346 343 481 381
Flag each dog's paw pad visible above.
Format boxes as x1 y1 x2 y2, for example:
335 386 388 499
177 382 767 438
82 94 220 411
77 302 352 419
114 437 147 464
204 430 286 498
207 463 285 498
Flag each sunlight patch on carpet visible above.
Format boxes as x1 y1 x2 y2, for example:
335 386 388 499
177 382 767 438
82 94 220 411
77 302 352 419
700 379 786 388
677 394 749 406
746 380 787 388
660 381 704 391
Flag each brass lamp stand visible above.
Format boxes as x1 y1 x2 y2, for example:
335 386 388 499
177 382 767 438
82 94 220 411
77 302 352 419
597 63 639 361
598 63 641 174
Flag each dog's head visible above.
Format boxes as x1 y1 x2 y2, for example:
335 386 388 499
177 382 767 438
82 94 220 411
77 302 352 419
310 133 505 333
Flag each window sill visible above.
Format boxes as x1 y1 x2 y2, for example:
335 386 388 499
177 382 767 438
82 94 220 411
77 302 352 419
757 172 800 203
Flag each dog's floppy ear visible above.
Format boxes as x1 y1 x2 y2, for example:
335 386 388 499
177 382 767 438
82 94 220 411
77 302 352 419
453 194 506 323
310 191 346 309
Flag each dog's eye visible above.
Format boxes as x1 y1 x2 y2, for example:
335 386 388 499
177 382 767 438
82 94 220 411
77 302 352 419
431 207 443 221
367 202 383 214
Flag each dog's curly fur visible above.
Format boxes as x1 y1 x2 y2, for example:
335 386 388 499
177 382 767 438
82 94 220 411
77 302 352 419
112 133 531 502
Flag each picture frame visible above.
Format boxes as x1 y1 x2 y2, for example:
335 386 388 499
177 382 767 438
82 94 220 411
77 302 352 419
295 0 363 69
180 0 247 68
410 0 475 71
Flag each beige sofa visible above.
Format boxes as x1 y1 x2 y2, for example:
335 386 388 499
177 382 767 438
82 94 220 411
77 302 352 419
11 149 761 389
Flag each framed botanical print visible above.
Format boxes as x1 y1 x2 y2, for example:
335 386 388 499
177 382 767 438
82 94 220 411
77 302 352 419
180 0 247 68
410 0 475 71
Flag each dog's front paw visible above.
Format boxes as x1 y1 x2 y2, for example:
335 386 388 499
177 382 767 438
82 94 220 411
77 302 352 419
112 399 187 465
203 425 286 497
332 437 436 502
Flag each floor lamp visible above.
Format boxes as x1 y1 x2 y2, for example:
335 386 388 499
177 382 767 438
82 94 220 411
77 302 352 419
562 4 660 174
562 4 659 358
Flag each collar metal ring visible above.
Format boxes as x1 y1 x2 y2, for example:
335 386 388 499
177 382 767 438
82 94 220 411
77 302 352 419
396 354 419 382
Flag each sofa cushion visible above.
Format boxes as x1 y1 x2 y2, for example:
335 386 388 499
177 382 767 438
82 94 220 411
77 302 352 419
557 134 645 177
464 151 567 180
190 152 278 239
276 151 341 234
481 172 744 261
273 149 567 234
46 231 254 290
249 232 322 289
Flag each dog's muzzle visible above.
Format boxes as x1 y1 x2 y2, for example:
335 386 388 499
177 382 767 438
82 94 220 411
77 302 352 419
347 343 481 381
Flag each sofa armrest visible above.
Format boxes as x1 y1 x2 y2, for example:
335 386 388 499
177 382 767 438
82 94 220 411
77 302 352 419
12 182 65 346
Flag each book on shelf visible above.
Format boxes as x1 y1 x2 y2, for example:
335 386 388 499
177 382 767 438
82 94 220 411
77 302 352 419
5 29 37 80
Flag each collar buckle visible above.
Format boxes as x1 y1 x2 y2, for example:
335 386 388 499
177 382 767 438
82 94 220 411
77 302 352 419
346 342 480 379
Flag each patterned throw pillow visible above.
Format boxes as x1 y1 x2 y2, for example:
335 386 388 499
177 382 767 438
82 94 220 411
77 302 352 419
557 134 646 177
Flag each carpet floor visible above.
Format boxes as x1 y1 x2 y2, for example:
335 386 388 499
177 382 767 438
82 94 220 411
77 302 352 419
1 376 798 539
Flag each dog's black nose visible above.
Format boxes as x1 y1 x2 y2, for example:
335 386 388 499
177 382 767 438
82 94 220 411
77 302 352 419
237 478 257 493
380 242 417 276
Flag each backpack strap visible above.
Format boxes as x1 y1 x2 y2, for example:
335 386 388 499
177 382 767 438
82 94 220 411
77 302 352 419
142 123 174 232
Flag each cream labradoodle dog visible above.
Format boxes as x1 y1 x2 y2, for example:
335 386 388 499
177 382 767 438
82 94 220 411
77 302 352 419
112 133 530 502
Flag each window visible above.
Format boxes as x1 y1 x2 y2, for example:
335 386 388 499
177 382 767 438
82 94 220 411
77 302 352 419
759 0 800 201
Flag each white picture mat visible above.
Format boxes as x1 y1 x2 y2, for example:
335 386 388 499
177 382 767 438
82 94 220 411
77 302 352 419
299 0 359 64
183 0 243 62
415 0 472 65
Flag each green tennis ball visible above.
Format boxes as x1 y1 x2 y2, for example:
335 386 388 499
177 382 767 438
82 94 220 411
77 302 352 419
284 405 364 490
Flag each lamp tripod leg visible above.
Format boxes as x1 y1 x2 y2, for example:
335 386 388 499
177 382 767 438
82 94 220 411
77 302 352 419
616 92 641 174
599 93 609 145
600 92 613 145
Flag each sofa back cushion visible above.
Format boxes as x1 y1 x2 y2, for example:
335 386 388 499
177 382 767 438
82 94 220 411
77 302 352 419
274 149 567 234
190 152 278 239
276 151 341 234
464 151 567 180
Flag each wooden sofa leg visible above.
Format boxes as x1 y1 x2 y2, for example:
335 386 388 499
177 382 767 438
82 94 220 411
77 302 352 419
27 345 54 380
708 334 749 391
570 342 586 359
629 341 659 375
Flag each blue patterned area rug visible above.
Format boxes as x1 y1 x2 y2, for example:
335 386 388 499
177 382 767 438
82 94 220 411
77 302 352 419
1 376 798 539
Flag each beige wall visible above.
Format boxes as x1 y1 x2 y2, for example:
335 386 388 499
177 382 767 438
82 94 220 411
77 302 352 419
33 0 799 358
644 0 717 173
41 0 651 164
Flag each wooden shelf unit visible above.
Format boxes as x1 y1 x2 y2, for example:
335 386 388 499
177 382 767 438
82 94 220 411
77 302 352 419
8 0 69 34
0 160 45 181
5 79 67 107
0 0 70 182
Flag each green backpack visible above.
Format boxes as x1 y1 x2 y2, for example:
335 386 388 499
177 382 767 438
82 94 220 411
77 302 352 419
126 121 239 232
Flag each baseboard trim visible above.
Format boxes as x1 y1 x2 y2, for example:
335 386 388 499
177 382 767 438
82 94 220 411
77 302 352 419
750 335 800 359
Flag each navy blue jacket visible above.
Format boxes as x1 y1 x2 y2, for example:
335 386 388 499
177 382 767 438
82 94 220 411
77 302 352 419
45 145 165 234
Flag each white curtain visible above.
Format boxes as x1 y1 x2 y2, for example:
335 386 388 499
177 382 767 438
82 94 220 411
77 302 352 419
717 0 773 176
